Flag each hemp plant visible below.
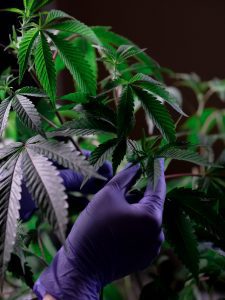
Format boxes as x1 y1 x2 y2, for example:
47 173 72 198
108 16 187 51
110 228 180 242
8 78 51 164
0 0 225 299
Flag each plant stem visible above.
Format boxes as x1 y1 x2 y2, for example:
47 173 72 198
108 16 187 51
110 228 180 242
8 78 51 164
166 173 203 179
40 114 58 129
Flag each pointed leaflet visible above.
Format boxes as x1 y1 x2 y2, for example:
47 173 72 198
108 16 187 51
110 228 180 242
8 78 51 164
117 85 135 136
0 143 23 161
26 139 103 179
12 95 43 135
45 10 100 45
17 87 46 98
89 138 118 169
18 28 39 83
49 33 96 95
23 149 68 242
0 97 12 137
0 153 23 282
29 0 53 13
164 201 199 278
133 87 176 143
112 138 127 173
156 146 212 167
133 78 187 116
61 116 117 136
35 32 56 103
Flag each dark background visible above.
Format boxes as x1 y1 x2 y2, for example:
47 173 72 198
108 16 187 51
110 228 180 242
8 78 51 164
55 0 225 80
1 0 225 79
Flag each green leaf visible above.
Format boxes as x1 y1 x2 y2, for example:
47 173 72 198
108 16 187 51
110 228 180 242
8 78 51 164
30 0 53 13
164 200 199 278
61 116 117 136
133 87 176 143
92 26 160 78
27 139 103 178
45 9 72 24
156 146 212 167
133 75 187 116
0 8 23 15
0 153 23 283
12 95 43 135
168 188 225 239
117 45 146 61
117 86 135 136
112 138 127 173
23 148 68 242
18 28 39 82
0 97 12 137
49 33 96 95
89 138 118 169
60 92 88 103
17 86 46 98
146 158 162 190
35 32 56 103
46 11 100 44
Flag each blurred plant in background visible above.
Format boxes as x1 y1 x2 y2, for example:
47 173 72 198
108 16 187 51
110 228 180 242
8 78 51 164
0 0 225 299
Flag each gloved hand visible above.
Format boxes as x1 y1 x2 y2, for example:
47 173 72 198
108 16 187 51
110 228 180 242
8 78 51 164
19 150 113 220
33 159 166 300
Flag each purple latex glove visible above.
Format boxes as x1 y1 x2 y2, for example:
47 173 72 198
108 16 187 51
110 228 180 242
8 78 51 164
19 151 113 220
33 159 166 300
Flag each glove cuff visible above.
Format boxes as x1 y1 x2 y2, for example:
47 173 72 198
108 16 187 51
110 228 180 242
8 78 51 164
33 245 101 300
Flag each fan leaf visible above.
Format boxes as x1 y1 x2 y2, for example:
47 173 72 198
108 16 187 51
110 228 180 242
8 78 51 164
89 138 118 169
117 85 135 136
49 33 96 95
0 153 23 282
112 138 127 173
164 200 199 278
61 116 117 136
12 95 43 135
23 148 68 242
156 146 212 167
45 11 100 45
133 87 176 143
133 76 187 116
17 86 46 98
0 97 12 137
27 139 103 179
35 32 56 103
18 28 39 83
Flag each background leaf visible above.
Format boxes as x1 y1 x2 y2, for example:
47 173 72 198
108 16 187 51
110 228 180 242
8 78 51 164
0 97 12 137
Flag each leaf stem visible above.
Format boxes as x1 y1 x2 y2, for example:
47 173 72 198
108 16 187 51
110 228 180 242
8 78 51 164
166 173 203 179
40 114 58 129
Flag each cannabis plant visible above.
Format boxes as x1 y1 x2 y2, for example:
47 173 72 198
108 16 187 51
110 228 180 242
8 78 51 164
0 0 225 299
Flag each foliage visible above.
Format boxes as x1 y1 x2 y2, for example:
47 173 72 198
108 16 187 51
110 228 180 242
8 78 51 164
0 1 225 299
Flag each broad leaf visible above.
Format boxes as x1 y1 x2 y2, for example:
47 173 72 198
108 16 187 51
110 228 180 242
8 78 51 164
133 87 176 143
49 33 96 95
0 97 12 137
27 139 103 178
60 92 88 103
89 138 118 169
117 86 135 136
35 32 56 103
12 95 43 135
45 9 72 24
164 201 199 278
0 153 23 282
23 148 68 242
18 28 39 83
